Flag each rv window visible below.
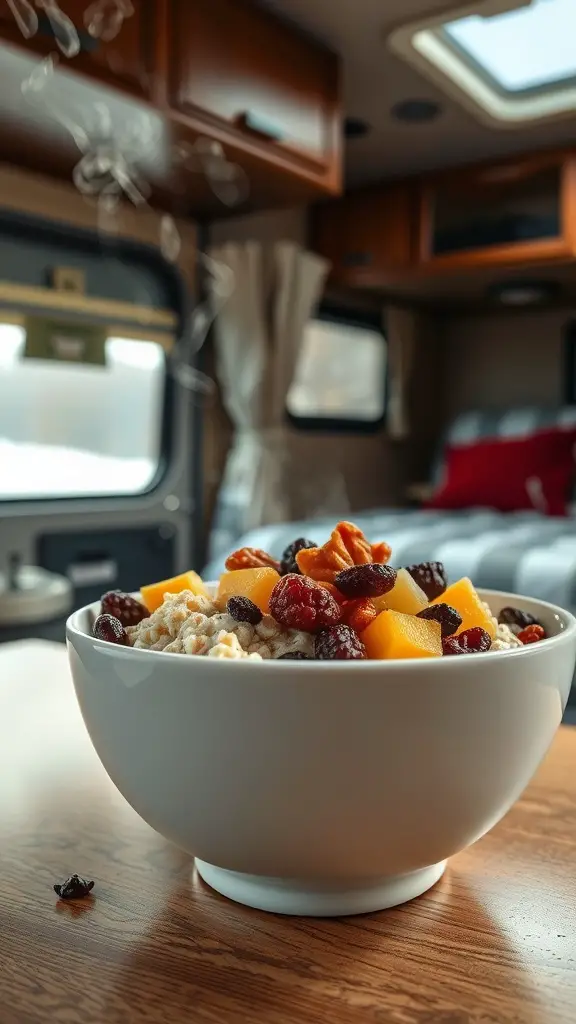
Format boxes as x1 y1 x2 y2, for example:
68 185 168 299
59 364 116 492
286 312 386 431
0 323 167 501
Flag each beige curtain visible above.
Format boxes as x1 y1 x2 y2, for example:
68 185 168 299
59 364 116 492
207 240 330 562
386 306 417 439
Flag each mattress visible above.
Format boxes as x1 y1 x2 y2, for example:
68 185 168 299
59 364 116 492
203 508 576 613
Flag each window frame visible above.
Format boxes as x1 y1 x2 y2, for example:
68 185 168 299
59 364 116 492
0 207 187 507
286 302 388 434
388 1 576 129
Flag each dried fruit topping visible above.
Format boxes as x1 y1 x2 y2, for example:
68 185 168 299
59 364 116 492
276 652 313 660
315 624 367 660
417 603 462 638
280 538 317 576
54 874 94 900
226 596 263 625
269 574 341 633
442 627 492 656
225 547 280 572
405 562 447 601
517 624 546 645
296 521 383 583
335 563 397 599
498 606 540 631
317 581 346 604
93 613 128 645
341 598 378 634
371 541 393 564
101 590 148 626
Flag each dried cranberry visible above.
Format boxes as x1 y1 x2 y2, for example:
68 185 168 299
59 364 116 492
405 562 447 601
101 590 148 626
517 624 546 644
280 538 317 576
226 596 263 625
54 874 94 900
93 613 128 645
269 574 341 633
315 624 366 660
334 563 397 599
442 627 491 656
417 603 462 638
498 606 540 630
276 652 313 660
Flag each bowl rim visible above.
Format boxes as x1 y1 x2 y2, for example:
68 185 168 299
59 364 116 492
66 587 576 673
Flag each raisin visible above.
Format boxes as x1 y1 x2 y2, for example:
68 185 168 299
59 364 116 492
517 624 546 644
269 574 341 633
498 606 540 630
226 596 263 625
334 563 397 599
341 598 378 634
280 538 317 576
417 603 462 638
405 562 447 601
93 613 128 645
442 627 491 656
101 590 148 626
315 624 366 660
54 874 94 900
276 652 313 660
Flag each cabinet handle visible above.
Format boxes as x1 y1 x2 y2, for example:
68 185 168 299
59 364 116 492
238 111 284 142
342 252 373 267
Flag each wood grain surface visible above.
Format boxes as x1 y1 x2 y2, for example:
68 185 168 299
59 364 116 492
1 641 575 1024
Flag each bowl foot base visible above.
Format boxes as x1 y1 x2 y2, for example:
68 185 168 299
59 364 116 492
194 859 447 916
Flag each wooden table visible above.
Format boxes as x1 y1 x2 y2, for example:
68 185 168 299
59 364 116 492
1 640 575 1024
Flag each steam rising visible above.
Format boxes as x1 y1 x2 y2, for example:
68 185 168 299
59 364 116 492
85 0 134 42
36 0 81 58
7 0 38 39
11 0 243 392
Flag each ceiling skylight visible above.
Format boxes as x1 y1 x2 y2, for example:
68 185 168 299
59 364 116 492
443 0 576 94
389 1 576 126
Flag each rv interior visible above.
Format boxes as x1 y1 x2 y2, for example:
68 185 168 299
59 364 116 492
2 1 576 694
1 1 576 1017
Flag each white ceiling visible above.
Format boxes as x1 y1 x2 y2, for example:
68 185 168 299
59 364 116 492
265 0 576 186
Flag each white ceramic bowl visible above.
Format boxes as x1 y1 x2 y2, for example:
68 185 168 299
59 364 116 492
67 588 576 917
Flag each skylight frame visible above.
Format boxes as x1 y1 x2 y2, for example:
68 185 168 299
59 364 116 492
388 1 576 128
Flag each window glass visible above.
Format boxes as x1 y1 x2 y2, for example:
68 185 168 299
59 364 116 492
0 323 166 500
443 0 576 95
286 316 386 426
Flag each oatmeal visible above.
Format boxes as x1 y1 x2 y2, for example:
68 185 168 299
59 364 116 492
91 521 548 660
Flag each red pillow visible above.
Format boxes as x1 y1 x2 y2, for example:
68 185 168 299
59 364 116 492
427 427 576 516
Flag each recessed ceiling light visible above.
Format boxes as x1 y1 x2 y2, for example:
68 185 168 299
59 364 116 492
343 116 371 138
391 98 441 122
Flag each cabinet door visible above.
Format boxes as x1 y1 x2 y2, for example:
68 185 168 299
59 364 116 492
0 0 155 98
313 186 414 287
168 0 339 175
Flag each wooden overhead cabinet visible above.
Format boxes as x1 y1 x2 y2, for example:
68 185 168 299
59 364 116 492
417 150 576 271
312 184 415 288
0 0 342 211
167 0 341 195
0 0 155 99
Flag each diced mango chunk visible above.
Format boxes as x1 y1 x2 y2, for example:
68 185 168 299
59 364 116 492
140 571 208 612
430 577 496 639
218 567 280 614
363 609 442 660
375 568 428 615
